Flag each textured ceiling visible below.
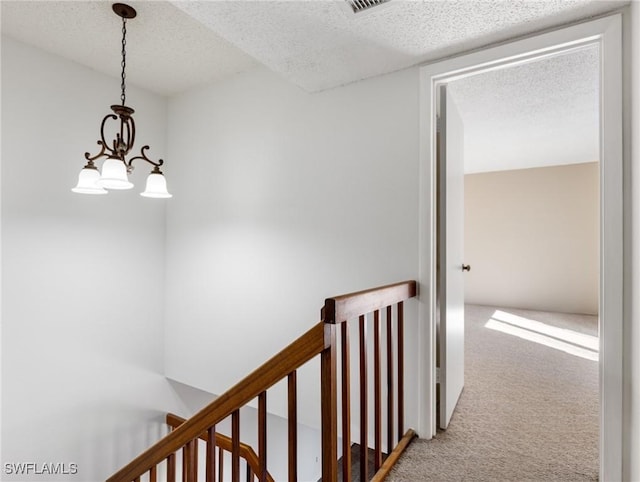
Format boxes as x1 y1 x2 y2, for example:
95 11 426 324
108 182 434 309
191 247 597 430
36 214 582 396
1 0 626 95
449 46 599 173
0 1 258 96
170 0 624 92
0 0 612 173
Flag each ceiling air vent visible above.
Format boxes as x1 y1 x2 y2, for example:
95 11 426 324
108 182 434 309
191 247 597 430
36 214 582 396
345 0 391 14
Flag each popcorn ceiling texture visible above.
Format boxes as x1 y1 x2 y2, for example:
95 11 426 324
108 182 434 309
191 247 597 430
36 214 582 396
0 0 258 96
170 0 623 92
0 1 613 172
448 46 600 173
1 0 626 95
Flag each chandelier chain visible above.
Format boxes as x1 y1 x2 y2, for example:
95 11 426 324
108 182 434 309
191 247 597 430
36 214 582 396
120 17 127 105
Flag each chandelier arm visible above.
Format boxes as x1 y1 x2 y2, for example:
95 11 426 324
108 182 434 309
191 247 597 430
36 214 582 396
126 115 136 157
127 145 164 169
122 120 130 156
99 113 119 154
120 117 126 152
84 141 109 162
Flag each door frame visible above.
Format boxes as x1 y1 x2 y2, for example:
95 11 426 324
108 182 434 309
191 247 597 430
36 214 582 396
417 14 623 481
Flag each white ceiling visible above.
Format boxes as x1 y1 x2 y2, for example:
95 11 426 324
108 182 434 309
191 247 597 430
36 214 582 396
1 1 619 173
0 0 259 96
449 45 600 173
171 0 623 93
0 0 625 95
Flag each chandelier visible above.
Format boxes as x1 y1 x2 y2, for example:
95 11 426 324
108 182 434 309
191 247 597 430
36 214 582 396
72 3 172 198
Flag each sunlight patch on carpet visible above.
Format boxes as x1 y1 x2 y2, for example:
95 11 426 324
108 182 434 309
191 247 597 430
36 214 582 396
485 310 599 361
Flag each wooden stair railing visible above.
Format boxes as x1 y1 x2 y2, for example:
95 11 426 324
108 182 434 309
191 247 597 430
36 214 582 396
106 321 326 482
166 414 275 482
106 280 417 482
322 280 418 482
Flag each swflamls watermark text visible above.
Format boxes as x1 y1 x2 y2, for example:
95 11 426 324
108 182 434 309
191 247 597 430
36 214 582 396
3 462 78 475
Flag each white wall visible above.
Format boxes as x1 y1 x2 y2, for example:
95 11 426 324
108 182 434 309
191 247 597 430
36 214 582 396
164 66 420 433
0 37 186 482
627 3 640 481
464 162 599 314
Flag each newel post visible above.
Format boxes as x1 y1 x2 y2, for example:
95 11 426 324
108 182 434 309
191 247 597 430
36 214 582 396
321 322 337 482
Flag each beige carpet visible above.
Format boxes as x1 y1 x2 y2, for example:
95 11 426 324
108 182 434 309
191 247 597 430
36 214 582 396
388 304 599 482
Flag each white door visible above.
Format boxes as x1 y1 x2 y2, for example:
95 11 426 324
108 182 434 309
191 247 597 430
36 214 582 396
438 84 466 430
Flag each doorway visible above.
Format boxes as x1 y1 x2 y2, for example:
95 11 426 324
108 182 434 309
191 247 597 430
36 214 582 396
418 14 623 481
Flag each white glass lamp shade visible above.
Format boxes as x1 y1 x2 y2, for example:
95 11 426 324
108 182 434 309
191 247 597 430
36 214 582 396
98 158 133 190
140 171 172 198
72 166 108 195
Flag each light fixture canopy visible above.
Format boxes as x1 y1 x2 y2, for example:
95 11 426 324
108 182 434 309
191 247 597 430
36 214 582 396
72 3 172 198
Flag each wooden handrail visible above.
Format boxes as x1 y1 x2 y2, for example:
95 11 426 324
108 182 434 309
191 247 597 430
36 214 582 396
322 280 417 324
166 414 275 482
106 321 328 482
322 280 418 482
108 281 418 482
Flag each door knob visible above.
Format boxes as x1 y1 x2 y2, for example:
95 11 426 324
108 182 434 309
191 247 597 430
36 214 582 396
462 264 471 272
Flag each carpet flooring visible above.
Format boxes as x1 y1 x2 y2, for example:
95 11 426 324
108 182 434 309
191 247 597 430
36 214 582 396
387 304 599 482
